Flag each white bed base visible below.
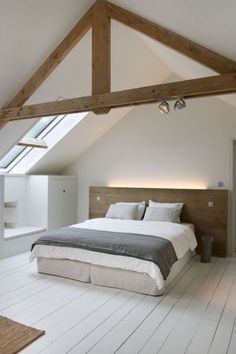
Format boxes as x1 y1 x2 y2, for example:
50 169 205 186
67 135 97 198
37 250 194 296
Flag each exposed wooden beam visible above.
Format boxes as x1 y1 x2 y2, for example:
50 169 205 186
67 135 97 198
108 2 236 75
92 0 111 114
1 0 236 129
1 73 236 121
17 137 48 149
0 120 8 129
0 4 93 129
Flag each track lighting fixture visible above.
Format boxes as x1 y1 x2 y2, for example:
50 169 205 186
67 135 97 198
158 98 186 115
174 98 186 111
159 101 170 114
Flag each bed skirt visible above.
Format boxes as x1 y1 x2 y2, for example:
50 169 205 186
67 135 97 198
37 250 194 296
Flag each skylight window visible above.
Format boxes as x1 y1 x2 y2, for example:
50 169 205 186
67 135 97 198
0 115 60 170
0 111 88 174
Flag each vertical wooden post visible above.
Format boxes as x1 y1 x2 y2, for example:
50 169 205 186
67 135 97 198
92 0 111 114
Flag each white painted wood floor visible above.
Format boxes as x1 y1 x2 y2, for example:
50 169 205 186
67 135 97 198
0 253 235 354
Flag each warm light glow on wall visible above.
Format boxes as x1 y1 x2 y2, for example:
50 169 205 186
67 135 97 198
107 179 208 190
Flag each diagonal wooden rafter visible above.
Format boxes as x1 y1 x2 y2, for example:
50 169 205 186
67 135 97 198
8 6 93 108
1 73 236 122
108 2 236 75
1 0 236 128
0 4 93 129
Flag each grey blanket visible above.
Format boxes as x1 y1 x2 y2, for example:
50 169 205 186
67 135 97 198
31 227 178 279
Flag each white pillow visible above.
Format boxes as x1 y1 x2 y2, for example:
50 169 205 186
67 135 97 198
149 200 183 223
143 206 178 222
116 201 145 220
105 203 138 220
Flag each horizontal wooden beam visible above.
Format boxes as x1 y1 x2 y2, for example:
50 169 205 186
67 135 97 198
1 73 236 121
108 2 236 75
17 137 48 149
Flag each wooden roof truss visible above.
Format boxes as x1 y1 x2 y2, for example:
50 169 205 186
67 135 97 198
1 0 236 127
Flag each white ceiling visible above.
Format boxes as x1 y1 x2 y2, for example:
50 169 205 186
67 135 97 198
112 0 236 61
0 0 94 107
0 0 236 172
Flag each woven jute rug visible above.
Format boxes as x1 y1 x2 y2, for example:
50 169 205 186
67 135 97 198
0 316 45 354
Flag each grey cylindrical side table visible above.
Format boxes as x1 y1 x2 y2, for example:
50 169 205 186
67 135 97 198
201 235 214 263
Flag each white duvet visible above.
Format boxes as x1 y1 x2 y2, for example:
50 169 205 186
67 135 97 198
30 218 197 289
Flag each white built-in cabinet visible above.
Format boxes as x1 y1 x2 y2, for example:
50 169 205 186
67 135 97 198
48 177 77 231
27 175 77 231
0 175 77 258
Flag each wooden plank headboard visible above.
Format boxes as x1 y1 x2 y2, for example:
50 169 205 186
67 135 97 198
89 187 228 257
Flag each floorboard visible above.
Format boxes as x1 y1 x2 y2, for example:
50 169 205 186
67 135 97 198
0 253 235 354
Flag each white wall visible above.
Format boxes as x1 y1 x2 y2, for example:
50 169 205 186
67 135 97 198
64 96 236 229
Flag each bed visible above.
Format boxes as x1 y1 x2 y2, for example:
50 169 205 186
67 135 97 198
31 218 197 295
30 187 228 296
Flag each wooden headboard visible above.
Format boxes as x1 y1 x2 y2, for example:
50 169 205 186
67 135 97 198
89 187 228 257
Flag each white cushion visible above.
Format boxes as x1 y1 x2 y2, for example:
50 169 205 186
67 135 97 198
116 201 145 220
4 206 17 224
143 206 178 222
149 200 183 223
105 203 138 220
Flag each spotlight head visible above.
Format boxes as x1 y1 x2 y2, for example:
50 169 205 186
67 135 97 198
174 98 186 111
159 101 170 114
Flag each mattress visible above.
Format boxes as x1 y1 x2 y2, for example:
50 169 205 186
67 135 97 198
31 218 197 291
